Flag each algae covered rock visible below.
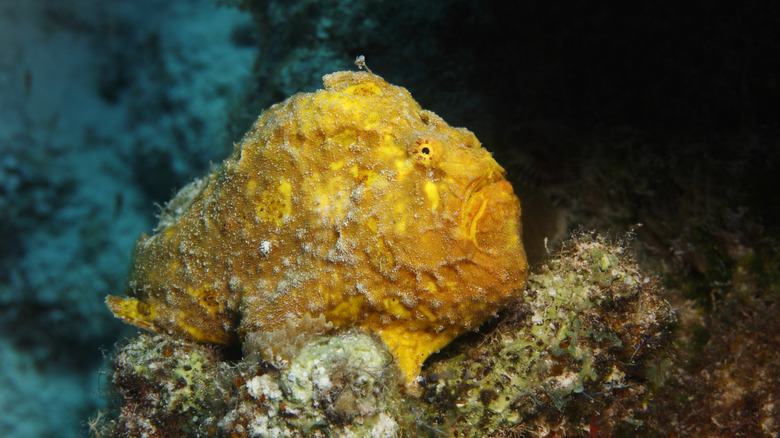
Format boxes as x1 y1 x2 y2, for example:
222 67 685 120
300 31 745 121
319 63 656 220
94 231 675 437
98 334 235 437
419 230 675 436
221 330 407 437
96 330 412 437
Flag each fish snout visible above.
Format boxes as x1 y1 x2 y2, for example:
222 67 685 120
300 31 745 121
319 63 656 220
461 179 522 253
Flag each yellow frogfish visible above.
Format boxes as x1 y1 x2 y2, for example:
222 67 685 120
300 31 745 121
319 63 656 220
106 71 528 385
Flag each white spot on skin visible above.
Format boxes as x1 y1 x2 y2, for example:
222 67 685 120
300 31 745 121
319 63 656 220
260 240 273 256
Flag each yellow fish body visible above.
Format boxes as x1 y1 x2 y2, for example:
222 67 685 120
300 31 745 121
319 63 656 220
107 71 528 383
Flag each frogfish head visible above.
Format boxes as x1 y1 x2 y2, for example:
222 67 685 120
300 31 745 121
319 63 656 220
375 109 528 331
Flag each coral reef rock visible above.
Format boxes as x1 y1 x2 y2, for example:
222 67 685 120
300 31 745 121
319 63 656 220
95 231 675 437
96 331 411 437
106 70 528 384
420 231 675 436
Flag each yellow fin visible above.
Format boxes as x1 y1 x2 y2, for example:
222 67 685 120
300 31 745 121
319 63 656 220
370 323 457 384
105 295 156 331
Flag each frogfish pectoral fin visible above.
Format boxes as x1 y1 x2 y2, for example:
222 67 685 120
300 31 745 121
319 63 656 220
106 295 158 332
106 295 235 345
370 323 458 385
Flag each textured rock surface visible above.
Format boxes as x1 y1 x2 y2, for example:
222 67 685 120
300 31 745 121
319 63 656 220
95 232 675 437
420 231 674 436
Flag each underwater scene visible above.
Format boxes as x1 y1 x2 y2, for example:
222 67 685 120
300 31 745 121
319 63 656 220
1 1 778 437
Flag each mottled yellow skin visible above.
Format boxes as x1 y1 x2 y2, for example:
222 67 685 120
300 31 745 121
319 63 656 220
107 71 528 383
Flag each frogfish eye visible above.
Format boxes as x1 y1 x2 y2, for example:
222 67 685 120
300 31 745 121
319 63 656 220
409 136 440 167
